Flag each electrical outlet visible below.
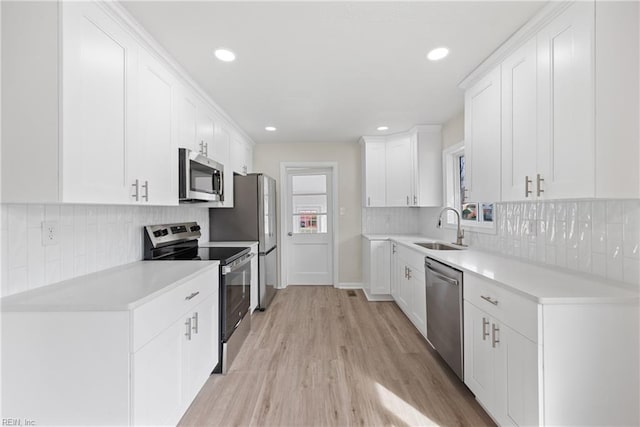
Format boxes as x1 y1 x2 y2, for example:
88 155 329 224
42 221 59 246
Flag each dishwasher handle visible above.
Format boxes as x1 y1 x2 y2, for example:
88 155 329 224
427 266 459 286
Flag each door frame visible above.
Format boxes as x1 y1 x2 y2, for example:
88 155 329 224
279 162 339 288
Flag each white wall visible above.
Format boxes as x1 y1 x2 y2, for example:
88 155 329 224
254 142 362 284
0 204 210 297
442 110 464 149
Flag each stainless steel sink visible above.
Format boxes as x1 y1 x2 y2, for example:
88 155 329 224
414 242 466 251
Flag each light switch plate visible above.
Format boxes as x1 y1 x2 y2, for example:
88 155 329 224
42 221 59 246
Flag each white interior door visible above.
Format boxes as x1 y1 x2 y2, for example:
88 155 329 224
284 168 334 285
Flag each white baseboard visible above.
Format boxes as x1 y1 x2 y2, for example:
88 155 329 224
336 282 362 289
362 287 394 302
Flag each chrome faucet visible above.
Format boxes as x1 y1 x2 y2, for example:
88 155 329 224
437 207 465 246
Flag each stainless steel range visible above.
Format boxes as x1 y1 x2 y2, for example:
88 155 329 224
143 221 254 374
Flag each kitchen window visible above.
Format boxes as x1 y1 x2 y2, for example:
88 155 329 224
443 142 496 232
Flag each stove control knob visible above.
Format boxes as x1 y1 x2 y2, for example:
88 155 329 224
153 230 163 238
190 225 201 232
161 229 169 236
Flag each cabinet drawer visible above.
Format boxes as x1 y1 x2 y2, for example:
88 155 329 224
132 268 218 352
464 274 539 343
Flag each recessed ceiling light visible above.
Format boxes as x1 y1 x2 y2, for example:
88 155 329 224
427 47 449 61
377 126 389 131
214 48 236 62
265 126 277 132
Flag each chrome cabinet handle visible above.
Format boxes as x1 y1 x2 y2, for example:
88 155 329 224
492 323 500 348
199 140 204 154
204 143 209 157
142 180 149 202
407 267 412 279
413 195 417 205
287 232 293 237
462 188 468 203
392 244 396 254
185 318 192 341
367 196 371 206
525 175 532 198
482 317 490 340
131 179 139 201
537 174 545 197
185 291 200 301
406 196 410 205
481 295 499 306
192 312 199 334
404 266 408 279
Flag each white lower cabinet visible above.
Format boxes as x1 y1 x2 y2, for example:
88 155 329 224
394 243 427 337
1 267 219 426
464 273 639 426
362 237 392 300
464 301 539 426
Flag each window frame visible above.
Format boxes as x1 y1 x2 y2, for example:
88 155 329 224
442 141 496 233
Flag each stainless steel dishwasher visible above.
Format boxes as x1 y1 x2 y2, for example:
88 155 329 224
425 257 464 380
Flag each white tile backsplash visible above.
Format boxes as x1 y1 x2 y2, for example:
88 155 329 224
0 203 210 297
362 207 422 235
463 199 640 287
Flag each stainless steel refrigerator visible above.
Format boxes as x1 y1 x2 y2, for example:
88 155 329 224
209 173 277 310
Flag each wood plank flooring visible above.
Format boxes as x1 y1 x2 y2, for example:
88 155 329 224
179 286 495 426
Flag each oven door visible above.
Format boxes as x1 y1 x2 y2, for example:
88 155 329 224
221 253 254 341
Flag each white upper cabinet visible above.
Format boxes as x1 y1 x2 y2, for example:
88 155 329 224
61 1 138 204
176 87 199 153
361 138 387 207
230 135 252 176
133 49 178 205
361 126 442 208
464 67 502 203
501 39 538 201
469 0 638 201
386 134 414 207
1 1 254 205
536 1 594 199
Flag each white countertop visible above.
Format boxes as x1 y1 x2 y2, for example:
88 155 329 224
1 261 219 312
364 234 639 305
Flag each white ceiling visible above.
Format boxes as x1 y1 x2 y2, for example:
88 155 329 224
121 1 546 144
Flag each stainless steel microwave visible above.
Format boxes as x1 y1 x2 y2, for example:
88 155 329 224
178 148 224 203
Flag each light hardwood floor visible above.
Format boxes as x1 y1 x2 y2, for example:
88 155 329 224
179 286 495 426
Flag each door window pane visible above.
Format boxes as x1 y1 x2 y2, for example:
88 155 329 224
293 213 327 234
292 175 326 194
293 194 327 214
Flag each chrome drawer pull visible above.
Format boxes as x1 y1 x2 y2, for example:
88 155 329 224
480 295 499 306
482 318 490 340
192 312 199 334
185 318 192 341
185 291 200 301
492 323 500 348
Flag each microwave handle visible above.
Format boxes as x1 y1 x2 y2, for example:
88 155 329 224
218 169 224 202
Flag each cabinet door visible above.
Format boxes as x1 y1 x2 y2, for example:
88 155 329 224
363 141 387 207
61 1 137 204
230 136 249 175
176 87 199 152
396 262 411 315
390 245 401 302
196 104 215 158
408 263 427 337
496 325 539 427
135 49 177 205
370 241 391 295
501 38 538 202
464 67 502 202
132 319 184 426
385 135 414 207
463 301 495 412
183 294 217 406
537 1 594 199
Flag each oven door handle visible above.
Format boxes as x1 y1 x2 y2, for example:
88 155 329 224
221 252 256 275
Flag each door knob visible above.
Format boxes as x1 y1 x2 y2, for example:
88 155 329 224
287 232 293 236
